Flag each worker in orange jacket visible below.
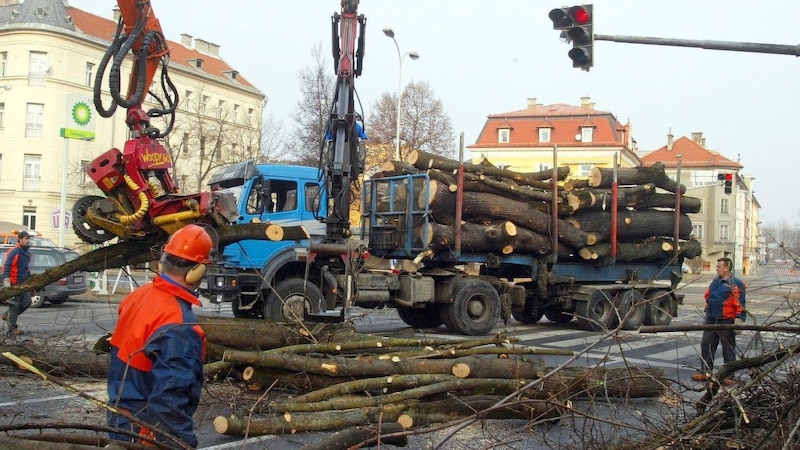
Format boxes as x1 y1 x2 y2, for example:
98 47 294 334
106 224 214 448
692 257 747 385
2 230 32 336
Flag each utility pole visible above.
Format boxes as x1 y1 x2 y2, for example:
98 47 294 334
594 34 800 57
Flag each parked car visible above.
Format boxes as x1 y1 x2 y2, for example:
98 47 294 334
0 230 57 247
0 245 87 307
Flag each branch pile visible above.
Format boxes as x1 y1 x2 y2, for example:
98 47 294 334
203 317 666 441
370 150 701 263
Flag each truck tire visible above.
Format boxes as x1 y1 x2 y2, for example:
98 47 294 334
232 295 262 319
264 278 323 322
544 308 573 324
396 305 443 329
512 303 544 324
575 289 615 331
440 278 500 336
643 289 673 326
616 289 645 330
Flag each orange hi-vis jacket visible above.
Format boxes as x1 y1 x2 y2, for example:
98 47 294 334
704 276 746 321
107 275 206 448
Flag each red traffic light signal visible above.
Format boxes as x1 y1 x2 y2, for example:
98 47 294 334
550 5 594 70
718 172 733 194
549 5 590 30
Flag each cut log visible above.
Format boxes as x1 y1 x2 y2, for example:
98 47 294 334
578 238 702 261
298 423 408 450
588 162 685 194
567 184 656 213
424 182 594 249
198 316 357 350
501 226 572 257
638 193 702 213
565 210 693 242
424 221 517 253
408 150 570 187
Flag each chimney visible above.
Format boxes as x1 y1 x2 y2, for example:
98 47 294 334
667 128 674 151
527 98 538 109
194 38 210 55
580 96 594 109
208 43 220 57
691 132 703 144
112 7 121 22
180 34 193 48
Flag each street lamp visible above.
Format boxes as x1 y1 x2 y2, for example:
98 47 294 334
0 85 11 92
383 27 419 161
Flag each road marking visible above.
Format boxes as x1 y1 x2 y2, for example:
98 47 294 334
0 390 106 408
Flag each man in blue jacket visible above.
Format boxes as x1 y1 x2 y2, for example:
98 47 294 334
106 224 213 448
692 257 746 385
2 230 32 336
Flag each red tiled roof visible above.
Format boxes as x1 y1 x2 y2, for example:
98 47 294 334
66 6 256 90
640 136 742 169
470 103 629 148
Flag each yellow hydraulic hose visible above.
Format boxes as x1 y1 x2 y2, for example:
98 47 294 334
118 174 150 225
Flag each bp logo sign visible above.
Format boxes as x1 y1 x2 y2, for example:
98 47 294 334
60 94 96 141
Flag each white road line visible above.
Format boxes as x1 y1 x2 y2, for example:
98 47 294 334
0 390 106 408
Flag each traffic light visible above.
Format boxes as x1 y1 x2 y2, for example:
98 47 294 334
717 172 733 194
548 5 594 70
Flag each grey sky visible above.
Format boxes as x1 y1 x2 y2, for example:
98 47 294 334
67 0 800 225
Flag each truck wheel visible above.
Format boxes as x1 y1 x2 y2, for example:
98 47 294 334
440 278 500 336
512 303 544 324
644 289 673 326
616 289 645 330
545 308 573 324
232 295 262 319
575 289 614 331
264 278 323 322
396 305 443 329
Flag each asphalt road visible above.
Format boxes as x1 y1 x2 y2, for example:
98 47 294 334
1 263 798 449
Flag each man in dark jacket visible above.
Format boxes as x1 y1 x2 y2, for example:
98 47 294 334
106 224 213 448
1 230 32 336
692 257 747 385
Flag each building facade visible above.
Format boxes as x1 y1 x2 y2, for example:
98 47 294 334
468 96 640 174
640 132 762 275
0 0 265 248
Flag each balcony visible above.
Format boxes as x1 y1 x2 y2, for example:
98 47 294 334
25 124 43 138
23 177 40 191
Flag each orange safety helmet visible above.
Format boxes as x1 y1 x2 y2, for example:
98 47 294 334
163 224 213 264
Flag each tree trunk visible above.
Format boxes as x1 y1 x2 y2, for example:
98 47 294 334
567 184 656 213
588 162 685 194
578 238 701 261
565 210 693 242
425 221 516 253
198 316 357 350
409 150 570 186
638 193 702 213
424 181 594 249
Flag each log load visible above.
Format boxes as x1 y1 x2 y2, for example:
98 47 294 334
368 152 701 265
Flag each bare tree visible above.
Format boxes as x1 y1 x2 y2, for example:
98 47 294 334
285 43 335 166
367 80 455 163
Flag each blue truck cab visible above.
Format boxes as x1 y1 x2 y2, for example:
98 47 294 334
200 161 326 318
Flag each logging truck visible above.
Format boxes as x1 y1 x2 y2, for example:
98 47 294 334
200 157 693 336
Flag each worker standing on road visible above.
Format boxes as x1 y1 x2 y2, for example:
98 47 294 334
1 230 32 337
692 257 746 385
106 224 213 448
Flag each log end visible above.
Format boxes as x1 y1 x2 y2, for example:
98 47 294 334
451 362 471 378
266 224 284 241
398 414 414 430
504 221 517 237
213 416 231 434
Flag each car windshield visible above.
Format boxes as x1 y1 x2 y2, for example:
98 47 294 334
31 237 56 247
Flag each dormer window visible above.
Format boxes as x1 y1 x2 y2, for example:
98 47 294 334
538 127 551 143
580 127 593 143
498 128 510 143
224 70 239 80
187 58 204 69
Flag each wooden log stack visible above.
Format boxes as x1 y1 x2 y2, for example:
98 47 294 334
369 150 701 263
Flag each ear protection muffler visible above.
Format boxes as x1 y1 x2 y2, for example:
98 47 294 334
185 263 206 285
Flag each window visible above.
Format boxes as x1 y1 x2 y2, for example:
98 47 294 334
720 198 729 214
690 169 715 186
581 127 593 143
247 108 254 124
182 132 189 153
538 163 551 172
692 224 704 239
184 90 193 110
305 183 321 212
23 154 41 191
85 62 94 87
538 128 551 143
28 51 49 86
578 164 593 177
0 154 3 179
201 95 209 114
199 137 206 157
246 179 298 215
22 206 36 230
233 104 240 123
0 52 7 76
720 224 729 241
80 160 89 184
0 102 5 128
25 103 45 138
498 128 510 143
215 140 222 160
217 100 225 119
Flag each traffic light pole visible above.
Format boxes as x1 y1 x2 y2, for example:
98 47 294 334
594 34 800 57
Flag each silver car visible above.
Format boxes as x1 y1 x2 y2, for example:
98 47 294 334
0 246 88 307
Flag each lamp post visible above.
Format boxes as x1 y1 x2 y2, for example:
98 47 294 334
383 27 418 161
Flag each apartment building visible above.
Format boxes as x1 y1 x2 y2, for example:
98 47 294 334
0 0 265 248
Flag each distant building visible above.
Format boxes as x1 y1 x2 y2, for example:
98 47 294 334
468 96 640 174
0 0 264 248
640 132 762 275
